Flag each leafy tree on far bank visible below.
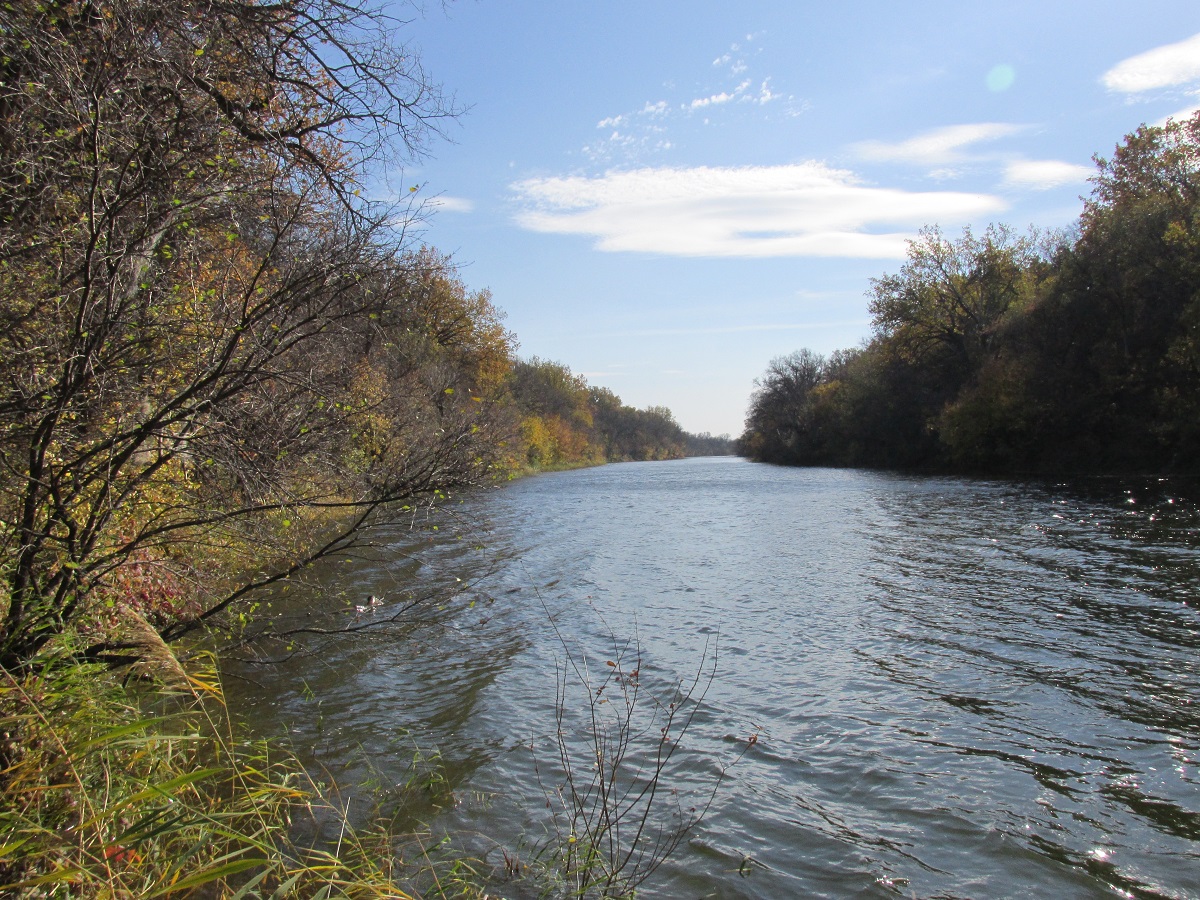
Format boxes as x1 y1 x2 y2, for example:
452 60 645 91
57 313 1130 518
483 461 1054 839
868 224 1047 378
684 431 735 456
739 112 1200 476
507 360 694 466
739 350 826 464
1028 114 1200 470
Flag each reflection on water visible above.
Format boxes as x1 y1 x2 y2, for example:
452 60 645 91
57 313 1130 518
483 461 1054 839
225 458 1200 898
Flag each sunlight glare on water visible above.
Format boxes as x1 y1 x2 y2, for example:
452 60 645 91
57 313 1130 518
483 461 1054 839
226 458 1200 899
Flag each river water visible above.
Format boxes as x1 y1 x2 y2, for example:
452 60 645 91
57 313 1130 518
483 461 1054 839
225 457 1200 898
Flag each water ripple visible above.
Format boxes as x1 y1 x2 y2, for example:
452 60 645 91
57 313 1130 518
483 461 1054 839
225 460 1200 898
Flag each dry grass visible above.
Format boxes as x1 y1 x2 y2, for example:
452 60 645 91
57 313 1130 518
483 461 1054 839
0 648 481 899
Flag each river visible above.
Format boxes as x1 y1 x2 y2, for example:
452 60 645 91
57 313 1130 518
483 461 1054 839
224 457 1200 898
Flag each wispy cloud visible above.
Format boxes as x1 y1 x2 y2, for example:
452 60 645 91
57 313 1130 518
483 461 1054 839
712 38 752 75
582 124 670 164
688 78 778 111
428 195 474 213
511 163 1005 259
584 35 792 163
690 85 744 109
1157 100 1200 125
749 79 778 105
1003 159 1094 190
853 123 1027 166
1102 32 1200 93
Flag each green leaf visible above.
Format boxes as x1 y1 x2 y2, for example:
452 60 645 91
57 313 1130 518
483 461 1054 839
150 858 270 896
266 872 303 899
120 767 223 806
229 868 272 900
75 717 157 750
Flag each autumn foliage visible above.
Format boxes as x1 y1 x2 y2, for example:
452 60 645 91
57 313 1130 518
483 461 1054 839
0 0 515 668
739 113 1200 475
0 0 716 674
507 358 693 468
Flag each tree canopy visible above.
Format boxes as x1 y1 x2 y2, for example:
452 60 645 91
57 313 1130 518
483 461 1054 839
507 358 697 467
0 0 495 668
739 112 1200 475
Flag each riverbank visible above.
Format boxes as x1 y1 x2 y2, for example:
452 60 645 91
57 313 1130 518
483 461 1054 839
0 647 470 898
0 455 692 897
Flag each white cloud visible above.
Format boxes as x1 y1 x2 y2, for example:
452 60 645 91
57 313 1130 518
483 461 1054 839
428 195 474 213
689 80 754 110
1158 100 1200 125
691 79 744 109
743 79 778 105
582 130 640 162
511 163 1006 259
854 123 1026 166
1003 159 1094 190
597 114 627 129
690 91 735 109
712 41 750 75
1102 32 1200 93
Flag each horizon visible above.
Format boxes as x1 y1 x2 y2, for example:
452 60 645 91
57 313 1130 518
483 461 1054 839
391 0 1200 436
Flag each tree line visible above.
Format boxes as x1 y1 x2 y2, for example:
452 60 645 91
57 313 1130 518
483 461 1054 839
0 0 714 672
509 357 732 468
0 4 734 893
739 112 1200 476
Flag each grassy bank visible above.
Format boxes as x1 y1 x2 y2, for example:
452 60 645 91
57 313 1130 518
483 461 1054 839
0 646 483 898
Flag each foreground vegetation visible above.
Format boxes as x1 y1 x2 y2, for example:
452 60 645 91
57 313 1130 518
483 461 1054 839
0 649 483 898
0 1 723 895
740 112 1200 475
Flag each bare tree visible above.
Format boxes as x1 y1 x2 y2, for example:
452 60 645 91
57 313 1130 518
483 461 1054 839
523 626 755 898
0 1 505 668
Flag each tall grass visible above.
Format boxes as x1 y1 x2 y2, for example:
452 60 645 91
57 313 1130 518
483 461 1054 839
0 649 478 898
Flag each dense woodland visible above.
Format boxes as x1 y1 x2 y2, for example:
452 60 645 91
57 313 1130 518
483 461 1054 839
512 357 691 466
0 2 730 894
739 112 1200 475
0 0 719 672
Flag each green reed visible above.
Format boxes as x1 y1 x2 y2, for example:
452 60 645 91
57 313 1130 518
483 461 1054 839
0 649 483 899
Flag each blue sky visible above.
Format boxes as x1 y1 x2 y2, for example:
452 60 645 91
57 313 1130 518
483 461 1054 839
389 1 1200 437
